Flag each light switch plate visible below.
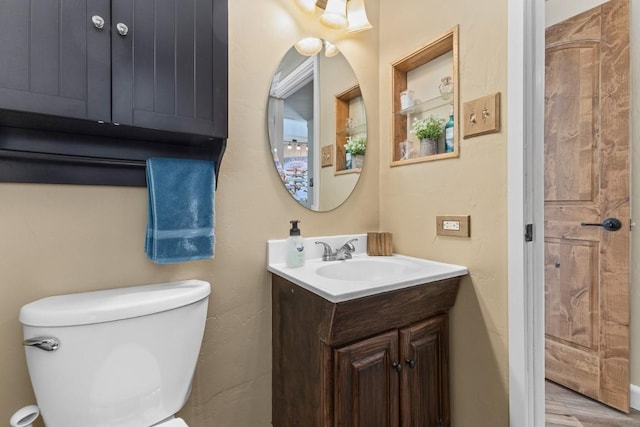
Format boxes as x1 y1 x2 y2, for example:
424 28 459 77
463 93 500 139
321 145 333 167
436 215 470 237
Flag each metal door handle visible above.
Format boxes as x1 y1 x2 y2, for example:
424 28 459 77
392 361 402 372
23 337 60 351
580 217 622 232
405 359 416 368
91 15 105 29
116 23 129 36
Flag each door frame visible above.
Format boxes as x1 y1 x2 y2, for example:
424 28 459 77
507 0 545 425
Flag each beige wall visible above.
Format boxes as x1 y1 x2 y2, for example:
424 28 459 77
1 0 516 425
546 0 640 387
378 0 509 425
317 51 361 211
0 0 380 425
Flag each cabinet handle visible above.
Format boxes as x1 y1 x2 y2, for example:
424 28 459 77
405 359 415 368
116 23 129 36
392 361 402 372
91 15 105 29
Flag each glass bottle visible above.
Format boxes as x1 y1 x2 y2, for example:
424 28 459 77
444 107 454 153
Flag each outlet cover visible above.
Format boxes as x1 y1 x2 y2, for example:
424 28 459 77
463 93 500 139
436 215 470 237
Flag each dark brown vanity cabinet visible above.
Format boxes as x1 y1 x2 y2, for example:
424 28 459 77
0 0 227 138
272 274 460 427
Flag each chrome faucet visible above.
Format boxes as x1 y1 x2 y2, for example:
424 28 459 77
315 238 358 261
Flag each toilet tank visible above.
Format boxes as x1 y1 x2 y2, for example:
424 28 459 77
19 280 210 427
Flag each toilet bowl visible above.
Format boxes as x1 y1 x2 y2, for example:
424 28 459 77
19 280 210 427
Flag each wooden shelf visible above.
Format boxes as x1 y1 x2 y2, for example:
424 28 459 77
391 27 459 165
394 94 452 116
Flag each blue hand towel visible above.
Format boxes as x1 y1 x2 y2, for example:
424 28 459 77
145 158 215 264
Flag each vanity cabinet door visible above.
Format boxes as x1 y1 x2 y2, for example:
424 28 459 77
111 0 228 138
0 0 111 122
399 316 449 427
334 331 400 427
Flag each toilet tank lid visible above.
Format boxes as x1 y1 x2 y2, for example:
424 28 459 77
19 280 211 327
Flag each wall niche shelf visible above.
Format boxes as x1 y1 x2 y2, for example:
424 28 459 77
391 26 459 166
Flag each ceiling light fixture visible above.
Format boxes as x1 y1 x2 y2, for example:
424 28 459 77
294 0 372 33
324 40 339 57
294 0 317 14
345 0 372 32
319 0 348 29
294 37 324 56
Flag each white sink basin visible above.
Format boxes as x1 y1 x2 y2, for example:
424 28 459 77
268 251 468 303
315 257 421 281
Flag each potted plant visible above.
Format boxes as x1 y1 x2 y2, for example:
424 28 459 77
412 115 445 156
345 136 366 169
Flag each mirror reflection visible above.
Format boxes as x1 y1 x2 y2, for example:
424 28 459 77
267 41 366 211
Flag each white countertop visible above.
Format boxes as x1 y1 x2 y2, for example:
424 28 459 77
267 234 468 303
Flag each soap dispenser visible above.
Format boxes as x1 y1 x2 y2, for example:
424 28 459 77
286 220 305 268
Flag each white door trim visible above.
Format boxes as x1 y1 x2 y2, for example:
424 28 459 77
507 0 545 425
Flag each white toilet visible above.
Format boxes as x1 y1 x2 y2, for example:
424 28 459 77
18 279 211 427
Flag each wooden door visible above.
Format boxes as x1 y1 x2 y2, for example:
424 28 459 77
334 331 400 427
0 0 111 121
544 0 630 412
111 0 228 138
399 316 449 427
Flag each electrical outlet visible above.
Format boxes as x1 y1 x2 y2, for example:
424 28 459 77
443 220 460 231
436 215 470 237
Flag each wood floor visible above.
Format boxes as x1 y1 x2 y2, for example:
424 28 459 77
546 381 640 426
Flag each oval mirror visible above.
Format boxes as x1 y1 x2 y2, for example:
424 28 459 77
267 41 367 211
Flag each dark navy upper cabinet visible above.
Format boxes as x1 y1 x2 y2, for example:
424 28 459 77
0 0 227 139
0 0 111 122
0 0 228 186
111 0 228 138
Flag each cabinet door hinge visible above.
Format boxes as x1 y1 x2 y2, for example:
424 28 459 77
525 224 533 242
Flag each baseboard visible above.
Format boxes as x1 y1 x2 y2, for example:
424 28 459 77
631 384 640 411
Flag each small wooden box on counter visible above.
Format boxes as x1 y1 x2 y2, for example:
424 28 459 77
367 232 393 256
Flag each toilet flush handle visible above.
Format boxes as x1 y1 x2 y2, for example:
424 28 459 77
23 337 60 351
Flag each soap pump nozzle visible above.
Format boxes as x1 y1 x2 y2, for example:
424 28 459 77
289 220 301 236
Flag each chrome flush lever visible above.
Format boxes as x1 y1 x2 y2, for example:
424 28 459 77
23 337 60 352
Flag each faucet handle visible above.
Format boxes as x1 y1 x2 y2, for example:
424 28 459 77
315 241 335 261
344 238 358 249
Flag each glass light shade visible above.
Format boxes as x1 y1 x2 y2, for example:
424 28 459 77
319 0 348 29
346 0 372 32
294 37 323 56
324 40 339 57
294 0 317 14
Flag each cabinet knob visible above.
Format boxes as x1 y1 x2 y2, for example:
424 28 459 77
392 361 402 373
116 23 129 36
405 359 416 368
91 15 105 29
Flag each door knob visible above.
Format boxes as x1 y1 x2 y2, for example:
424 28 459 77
116 23 129 36
392 361 402 372
91 15 105 29
405 359 416 368
580 217 622 232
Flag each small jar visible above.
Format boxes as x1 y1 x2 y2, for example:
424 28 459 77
345 117 353 129
400 90 415 110
439 76 453 99
399 140 413 160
